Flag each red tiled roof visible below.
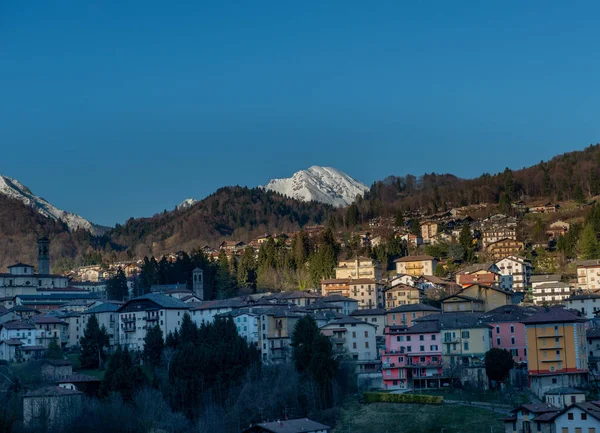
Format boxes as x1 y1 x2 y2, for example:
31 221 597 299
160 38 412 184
521 308 585 325
394 255 435 263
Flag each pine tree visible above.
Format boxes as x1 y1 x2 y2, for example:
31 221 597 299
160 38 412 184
46 336 63 360
142 324 164 368
579 223 600 260
106 267 129 301
102 346 147 401
237 247 257 289
79 315 110 369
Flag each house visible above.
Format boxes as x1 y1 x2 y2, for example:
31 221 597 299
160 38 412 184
53 311 82 348
482 226 517 248
319 295 359 315
242 418 330 433
81 302 122 347
503 403 561 433
350 308 387 337
421 221 438 243
217 309 260 346
31 316 69 348
435 312 493 368
381 320 447 390
482 305 536 364
0 305 41 324
219 240 245 251
257 308 303 364
456 263 503 288
23 386 83 428
486 239 524 261
190 298 244 325
118 293 190 351
394 255 438 277
384 284 421 309
522 308 589 399
552 401 600 433
390 274 417 288
0 320 37 361
415 275 462 300
566 293 600 319
587 328 600 373
321 316 377 361
494 256 532 292
41 359 73 381
0 339 22 362
348 279 384 309
320 279 351 298
441 284 512 313
532 282 573 306
264 291 320 307
547 220 570 239
544 388 586 409
529 203 559 214
335 256 383 281
577 259 600 292
385 304 441 327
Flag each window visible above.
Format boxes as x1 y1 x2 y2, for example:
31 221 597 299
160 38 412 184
552 378 557 384
464 342 469 350
496 326 500 334
407 346 412 352
568 413 574 420
496 337 501 345
364 331 368 338
419 335 424 341
510 325 515 333
511 337 516 345
420 345 425 351
581 413 587 420
431 334 436 340
365 342 369 348
352 332 356 338
353 342 357 349
431 345 438 351
407 336 411 342
462 331 470 338
386 370 390 376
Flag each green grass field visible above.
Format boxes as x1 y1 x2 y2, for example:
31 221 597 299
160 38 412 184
333 398 505 433
417 388 530 405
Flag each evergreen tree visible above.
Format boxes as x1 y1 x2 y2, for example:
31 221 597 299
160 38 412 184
142 324 164 368
102 346 147 401
46 336 63 360
106 267 129 301
484 348 514 387
459 224 475 263
345 204 359 228
79 315 110 369
579 223 600 260
394 213 404 227
409 219 421 236
237 247 257 289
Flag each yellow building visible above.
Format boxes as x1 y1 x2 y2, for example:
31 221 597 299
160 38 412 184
485 238 524 261
394 255 438 277
335 256 383 281
421 221 438 243
522 308 588 398
257 309 302 364
384 284 421 309
441 284 512 313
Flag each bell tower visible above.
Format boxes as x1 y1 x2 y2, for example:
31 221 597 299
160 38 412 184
192 268 204 301
37 237 50 275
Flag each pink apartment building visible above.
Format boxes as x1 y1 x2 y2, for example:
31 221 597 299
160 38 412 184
382 320 450 390
482 305 535 364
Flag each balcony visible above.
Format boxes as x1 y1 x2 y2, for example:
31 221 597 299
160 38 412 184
144 316 159 322
121 317 135 323
443 337 460 344
330 337 345 344
123 326 136 333
406 361 443 368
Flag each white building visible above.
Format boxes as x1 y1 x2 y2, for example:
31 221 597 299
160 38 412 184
532 282 573 306
553 402 600 432
494 255 531 292
117 293 189 351
219 309 260 346
81 302 122 347
566 294 600 319
349 308 386 337
321 316 377 361
577 260 600 291
190 299 243 325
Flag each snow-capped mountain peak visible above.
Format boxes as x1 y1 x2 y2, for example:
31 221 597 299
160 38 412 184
262 166 369 207
0 175 100 234
176 198 198 210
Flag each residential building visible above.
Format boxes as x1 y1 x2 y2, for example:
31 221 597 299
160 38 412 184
190 298 244 325
81 302 122 347
577 259 600 292
394 255 438 277
242 418 330 433
350 308 386 337
218 309 260 346
335 257 383 281
566 293 600 319
54 311 82 348
319 295 359 316
547 220 570 239
533 282 573 306
390 274 417 288
522 308 589 398
382 320 446 390
436 313 493 368
552 402 600 433
257 308 302 364
31 316 68 348
456 263 503 288
587 328 600 373
529 203 559 213
263 291 320 307
532 274 563 289
0 320 37 361
399 233 423 248
385 304 441 327
494 256 532 292
544 388 586 409
320 279 351 298
486 239 524 261
482 226 517 248
441 284 512 313
384 284 421 309
482 305 535 364
503 404 561 433
348 279 384 309
421 221 438 243
23 386 83 428
118 293 190 351
321 316 377 361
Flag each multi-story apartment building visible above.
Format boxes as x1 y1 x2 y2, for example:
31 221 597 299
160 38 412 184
31 316 69 348
335 257 383 281
456 263 502 288
81 302 122 347
320 279 351 298
441 284 512 313
118 293 190 351
577 259 600 291
219 309 260 347
321 317 377 361
394 255 438 277
485 239 524 261
482 305 535 364
381 320 446 390
257 308 302 364
522 308 588 398
384 284 421 309
348 279 384 309
437 313 492 368
566 293 600 319
494 255 531 292
350 308 386 337
482 226 517 248
420 222 438 243
385 304 440 328
532 282 573 306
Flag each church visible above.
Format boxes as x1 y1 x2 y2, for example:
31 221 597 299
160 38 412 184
0 238 70 297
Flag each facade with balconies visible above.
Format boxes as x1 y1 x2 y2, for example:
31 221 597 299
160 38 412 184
321 317 377 361
117 293 189 351
394 255 437 277
257 308 303 364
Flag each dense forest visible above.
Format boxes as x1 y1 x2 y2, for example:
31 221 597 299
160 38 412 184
2 143 600 271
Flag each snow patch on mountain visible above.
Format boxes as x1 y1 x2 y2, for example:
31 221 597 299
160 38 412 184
177 198 198 210
262 166 369 207
0 175 101 234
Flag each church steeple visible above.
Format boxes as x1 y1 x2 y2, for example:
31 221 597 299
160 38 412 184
37 237 50 275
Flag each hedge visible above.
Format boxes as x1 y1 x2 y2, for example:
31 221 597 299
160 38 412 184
362 392 443 405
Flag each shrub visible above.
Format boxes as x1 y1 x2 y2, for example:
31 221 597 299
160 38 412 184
362 392 443 405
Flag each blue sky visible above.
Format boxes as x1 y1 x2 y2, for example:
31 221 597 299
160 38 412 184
2 1 600 226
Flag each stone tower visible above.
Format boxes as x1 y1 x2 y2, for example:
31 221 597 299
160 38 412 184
37 237 50 275
192 268 204 301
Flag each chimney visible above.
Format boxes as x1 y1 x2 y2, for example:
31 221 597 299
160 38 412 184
37 237 50 275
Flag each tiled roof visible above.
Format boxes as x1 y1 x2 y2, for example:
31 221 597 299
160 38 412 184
1 339 23 346
321 278 351 284
85 302 122 314
7 263 34 268
1 320 35 330
521 307 584 325
31 316 67 325
24 386 83 398
530 274 563 283
350 308 386 316
386 303 440 313
246 418 330 433
394 255 435 263
348 279 378 285
122 293 190 310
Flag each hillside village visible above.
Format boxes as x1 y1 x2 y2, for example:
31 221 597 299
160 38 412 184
3 198 600 432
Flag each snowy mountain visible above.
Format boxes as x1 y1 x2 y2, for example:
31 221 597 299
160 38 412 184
262 166 369 207
176 198 198 210
0 175 102 235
